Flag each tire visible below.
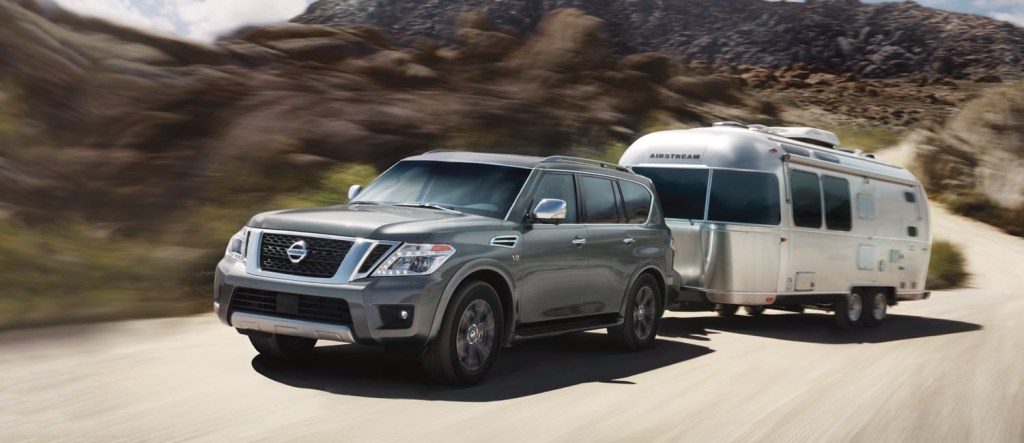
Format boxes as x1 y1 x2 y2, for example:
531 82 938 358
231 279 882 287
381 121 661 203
422 280 503 386
248 333 316 360
744 305 766 316
608 274 662 350
715 304 739 317
834 291 865 329
864 290 888 327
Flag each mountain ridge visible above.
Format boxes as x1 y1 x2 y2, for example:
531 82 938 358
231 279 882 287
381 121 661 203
293 0 1024 79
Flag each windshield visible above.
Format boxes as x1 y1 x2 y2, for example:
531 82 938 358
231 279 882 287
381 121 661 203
353 160 531 218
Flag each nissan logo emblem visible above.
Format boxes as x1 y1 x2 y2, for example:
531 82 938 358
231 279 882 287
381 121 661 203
286 241 308 264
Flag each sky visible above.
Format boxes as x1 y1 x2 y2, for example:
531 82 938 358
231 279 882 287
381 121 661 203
51 0 1024 43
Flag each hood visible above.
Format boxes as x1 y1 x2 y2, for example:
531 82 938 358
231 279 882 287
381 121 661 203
247 204 508 240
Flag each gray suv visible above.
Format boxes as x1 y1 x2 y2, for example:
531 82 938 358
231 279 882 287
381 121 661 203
214 151 675 385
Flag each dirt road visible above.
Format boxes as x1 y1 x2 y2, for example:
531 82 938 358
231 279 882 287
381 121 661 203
2 145 1022 441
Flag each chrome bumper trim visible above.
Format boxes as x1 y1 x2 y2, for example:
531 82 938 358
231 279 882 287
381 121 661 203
230 312 356 343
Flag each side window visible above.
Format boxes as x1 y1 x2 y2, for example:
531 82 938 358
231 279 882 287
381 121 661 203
579 175 621 224
533 173 578 224
619 180 652 224
708 170 781 225
790 170 822 228
822 175 852 231
632 167 709 220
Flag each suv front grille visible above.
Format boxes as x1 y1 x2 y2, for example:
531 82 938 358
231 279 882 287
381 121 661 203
259 233 353 278
230 287 353 326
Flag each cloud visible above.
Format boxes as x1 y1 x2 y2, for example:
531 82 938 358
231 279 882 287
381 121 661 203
54 0 178 36
991 10 1024 25
53 0 311 42
173 0 311 42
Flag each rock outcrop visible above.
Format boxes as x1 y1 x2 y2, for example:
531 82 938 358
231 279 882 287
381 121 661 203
295 0 1024 80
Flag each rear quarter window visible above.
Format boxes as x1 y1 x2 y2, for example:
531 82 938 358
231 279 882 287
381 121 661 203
619 180 652 224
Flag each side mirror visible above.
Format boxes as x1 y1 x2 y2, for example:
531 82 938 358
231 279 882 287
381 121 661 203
532 198 567 225
347 184 362 202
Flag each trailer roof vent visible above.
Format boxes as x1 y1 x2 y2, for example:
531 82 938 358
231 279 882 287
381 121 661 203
767 127 840 149
713 121 748 128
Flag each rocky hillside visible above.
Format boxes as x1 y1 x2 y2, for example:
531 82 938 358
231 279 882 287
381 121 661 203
295 0 1024 80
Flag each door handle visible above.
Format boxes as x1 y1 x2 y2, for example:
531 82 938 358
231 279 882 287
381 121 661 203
571 237 587 247
623 236 635 245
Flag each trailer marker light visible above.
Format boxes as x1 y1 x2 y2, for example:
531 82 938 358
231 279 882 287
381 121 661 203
766 297 775 303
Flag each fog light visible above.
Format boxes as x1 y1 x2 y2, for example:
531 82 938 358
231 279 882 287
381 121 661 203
379 305 415 329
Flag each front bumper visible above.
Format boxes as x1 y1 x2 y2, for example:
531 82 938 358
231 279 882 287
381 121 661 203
214 257 446 348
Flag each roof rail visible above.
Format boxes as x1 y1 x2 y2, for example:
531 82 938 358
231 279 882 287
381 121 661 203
541 155 632 173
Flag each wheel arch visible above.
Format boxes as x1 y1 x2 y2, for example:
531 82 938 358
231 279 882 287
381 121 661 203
428 261 517 348
618 265 667 316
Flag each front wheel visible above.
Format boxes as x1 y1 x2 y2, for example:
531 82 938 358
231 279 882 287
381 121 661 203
609 274 662 350
834 291 864 329
422 280 503 386
248 333 316 360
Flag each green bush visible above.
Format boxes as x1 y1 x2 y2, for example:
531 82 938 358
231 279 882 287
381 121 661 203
927 240 968 290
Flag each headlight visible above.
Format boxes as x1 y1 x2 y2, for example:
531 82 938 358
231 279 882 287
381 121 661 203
372 244 455 276
225 228 249 262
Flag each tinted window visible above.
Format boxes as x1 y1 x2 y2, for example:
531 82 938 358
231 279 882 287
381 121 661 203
790 170 822 228
533 173 578 223
904 191 916 203
632 167 709 220
708 170 781 225
354 160 530 218
580 175 621 224
619 180 652 224
822 176 852 231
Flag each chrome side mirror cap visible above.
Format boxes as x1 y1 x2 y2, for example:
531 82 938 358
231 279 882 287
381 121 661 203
347 184 362 202
533 198 567 225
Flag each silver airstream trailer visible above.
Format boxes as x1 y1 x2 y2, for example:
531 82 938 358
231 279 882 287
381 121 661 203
619 122 932 327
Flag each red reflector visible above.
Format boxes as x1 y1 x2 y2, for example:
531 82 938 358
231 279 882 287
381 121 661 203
766 297 774 303
432 245 452 252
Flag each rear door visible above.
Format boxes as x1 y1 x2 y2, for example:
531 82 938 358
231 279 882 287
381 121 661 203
578 174 634 314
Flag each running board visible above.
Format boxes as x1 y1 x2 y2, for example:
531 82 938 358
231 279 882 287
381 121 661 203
512 314 622 343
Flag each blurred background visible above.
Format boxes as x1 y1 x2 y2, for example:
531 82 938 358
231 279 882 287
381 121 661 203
0 0 1021 330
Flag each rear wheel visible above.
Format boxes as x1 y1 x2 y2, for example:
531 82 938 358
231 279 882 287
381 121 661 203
715 304 739 317
422 280 503 386
834 291 864 329
744 306 766 316
248 334 316 360
609 274 662 350
864 290 888 327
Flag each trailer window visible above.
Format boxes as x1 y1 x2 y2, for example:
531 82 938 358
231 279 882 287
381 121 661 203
790 170 822 228
822 176 852 231
708 170 781 225
619 180 652 224
632 167 709 220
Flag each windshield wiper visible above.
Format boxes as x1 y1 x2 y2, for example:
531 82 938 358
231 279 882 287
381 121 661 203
392 202 462 214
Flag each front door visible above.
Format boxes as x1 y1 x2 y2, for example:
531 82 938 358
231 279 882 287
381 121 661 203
519 172 589 323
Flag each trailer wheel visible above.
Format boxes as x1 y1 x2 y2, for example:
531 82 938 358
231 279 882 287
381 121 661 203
715 304 739 317
744 306 766 316
864 291 888 327
834 291 864 329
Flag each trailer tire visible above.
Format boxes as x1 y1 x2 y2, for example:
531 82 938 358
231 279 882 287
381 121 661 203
715 304 739 317
744 306 766 316
834 291 864 329
864 290 888 327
